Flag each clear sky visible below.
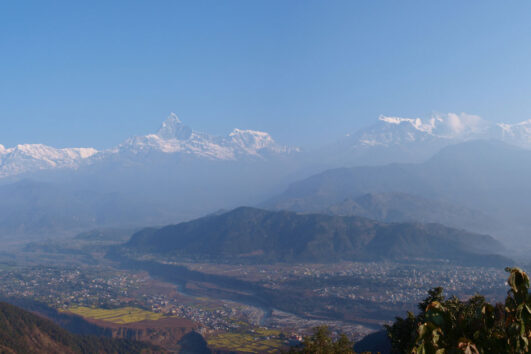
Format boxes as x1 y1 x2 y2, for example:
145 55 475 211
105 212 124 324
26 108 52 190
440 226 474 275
2 1 531 149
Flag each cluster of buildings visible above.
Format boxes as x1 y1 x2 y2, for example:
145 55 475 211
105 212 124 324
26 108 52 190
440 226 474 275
262 262 508 305
0 265 264 333
0 261 513 340
0 266 146 308
143 293 260 332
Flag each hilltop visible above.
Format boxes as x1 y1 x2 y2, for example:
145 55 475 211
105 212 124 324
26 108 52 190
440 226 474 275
122 207 509 267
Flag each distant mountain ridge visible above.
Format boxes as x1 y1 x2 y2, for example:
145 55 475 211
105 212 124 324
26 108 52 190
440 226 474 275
320 113 531 166
267 140 531 248
0 113 297 179
349 113 531 148
0 114 304 237
0 144 97 178
108 113 297 160
3 112 531 179
321 192 497 235
2 114 531 242
122 207 509 267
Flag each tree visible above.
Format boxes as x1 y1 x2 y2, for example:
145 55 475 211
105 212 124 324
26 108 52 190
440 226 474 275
385 267 531 353
289 326 356 354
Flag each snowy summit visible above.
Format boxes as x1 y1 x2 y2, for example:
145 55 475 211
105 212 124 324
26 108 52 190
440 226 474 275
116 113 295 159
0 113 296 179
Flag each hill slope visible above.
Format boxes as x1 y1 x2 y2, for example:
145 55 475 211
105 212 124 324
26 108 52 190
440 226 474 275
123 207 509 267
0 301 158 353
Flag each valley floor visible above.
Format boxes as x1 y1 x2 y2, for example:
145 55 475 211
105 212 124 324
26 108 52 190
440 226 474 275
0 237 511 352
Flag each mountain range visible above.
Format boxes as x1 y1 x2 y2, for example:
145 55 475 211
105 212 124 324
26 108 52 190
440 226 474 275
321 192 497 235
266 140 531 249
0 114 307 239
2 112 531 179
0 113 296 179
112 113 296 159
349 113 531 149
319 113 531 166
2 112 531 254
0 144 97 179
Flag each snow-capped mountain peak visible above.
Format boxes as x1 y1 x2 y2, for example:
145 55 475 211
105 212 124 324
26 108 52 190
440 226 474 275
156 112 193 140
115 113 297 160
0 144 98 178
339 111 531 163
3 111 531 180
0 112 297 179
496 119 531 147
377 113 488 139
165 112 182 124
378 115 438 134
350 112 494 149
229 129 284 155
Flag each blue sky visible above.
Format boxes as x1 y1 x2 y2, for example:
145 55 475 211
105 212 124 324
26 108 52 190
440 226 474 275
1 1 531 149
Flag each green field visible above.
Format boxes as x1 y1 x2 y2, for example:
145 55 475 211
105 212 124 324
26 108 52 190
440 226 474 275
207 328 285 353
63 306 167 324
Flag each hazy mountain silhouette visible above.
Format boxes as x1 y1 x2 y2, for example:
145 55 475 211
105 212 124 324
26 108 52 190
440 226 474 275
266 140 531 248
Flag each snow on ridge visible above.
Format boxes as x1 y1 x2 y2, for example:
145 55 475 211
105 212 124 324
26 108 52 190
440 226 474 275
119 131 235 159
378 113 486 138
497 119 531 133
229 129 282 155
4 111 531 179
2 112 292 179
496 120 531 146
0 144 98 160
119 113 295 159
230 128 271 137
0 144 99 178
378 115 439 134
75 147 99 159
358 112 531 148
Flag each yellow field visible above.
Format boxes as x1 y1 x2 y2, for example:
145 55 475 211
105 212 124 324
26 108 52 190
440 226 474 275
63 306 166 324
207 328 285 353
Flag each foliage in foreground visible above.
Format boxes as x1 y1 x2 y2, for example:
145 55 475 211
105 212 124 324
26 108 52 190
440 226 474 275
386 267 531 353
288 325 356 354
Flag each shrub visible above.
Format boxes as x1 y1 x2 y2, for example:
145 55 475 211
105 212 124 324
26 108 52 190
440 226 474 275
289 326 356 354
386 267 531 353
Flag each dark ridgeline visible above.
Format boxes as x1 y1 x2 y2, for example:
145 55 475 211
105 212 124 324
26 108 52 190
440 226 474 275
0 301 160 353
123 207 510 267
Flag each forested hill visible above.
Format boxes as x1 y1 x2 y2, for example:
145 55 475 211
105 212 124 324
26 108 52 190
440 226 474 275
123 207 510 267
0 301 159 353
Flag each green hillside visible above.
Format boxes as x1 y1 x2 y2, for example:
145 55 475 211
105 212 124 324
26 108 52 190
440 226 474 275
124 207 509 267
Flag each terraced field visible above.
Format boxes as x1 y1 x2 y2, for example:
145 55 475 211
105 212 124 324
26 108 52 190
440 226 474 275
63 306 167 324
207 328 285 353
